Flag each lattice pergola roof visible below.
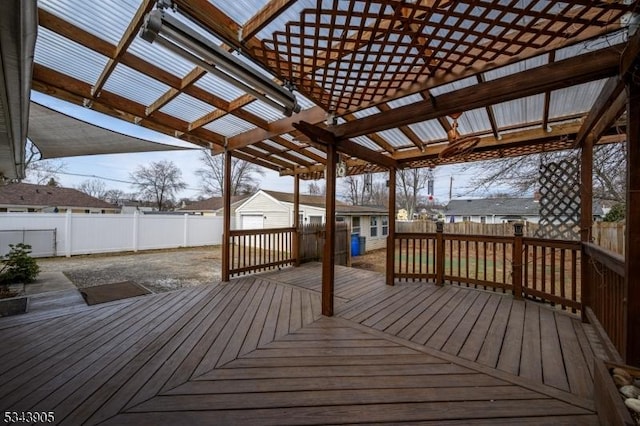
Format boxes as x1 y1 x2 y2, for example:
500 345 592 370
30 0 637 179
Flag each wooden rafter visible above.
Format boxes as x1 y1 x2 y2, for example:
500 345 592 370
242 0 295 42
574 76 626 148
376 104 424 150
477 75 500 140
92 0 154 97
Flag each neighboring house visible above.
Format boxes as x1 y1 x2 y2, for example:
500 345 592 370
234 190 389 252
445 197 603 224
0 182 119 213
118 200 156 214
178 195 250 216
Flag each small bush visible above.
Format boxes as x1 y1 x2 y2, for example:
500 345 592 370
0 243 40 285
603 204 625 222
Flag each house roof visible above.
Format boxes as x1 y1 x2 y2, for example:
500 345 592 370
0 182 118 209
446 197 603 217
180 195 250 212
263 190 387 215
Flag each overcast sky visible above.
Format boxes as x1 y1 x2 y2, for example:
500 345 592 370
28 91 488 203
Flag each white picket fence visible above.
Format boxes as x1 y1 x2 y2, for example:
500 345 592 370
0 211 224 257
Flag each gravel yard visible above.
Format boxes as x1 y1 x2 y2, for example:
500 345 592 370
37 246 223 294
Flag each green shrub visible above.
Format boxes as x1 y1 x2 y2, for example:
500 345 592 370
0 243 40 285
603 204 625 222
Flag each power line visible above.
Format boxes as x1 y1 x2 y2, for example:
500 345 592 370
57 171 201 192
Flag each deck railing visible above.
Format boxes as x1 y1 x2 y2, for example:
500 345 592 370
583 242 626 358
228 227 296 277
394 224 582 312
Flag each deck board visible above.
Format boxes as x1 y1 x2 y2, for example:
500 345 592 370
0 263 600 424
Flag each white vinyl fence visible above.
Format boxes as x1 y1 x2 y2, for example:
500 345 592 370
0 211 223 257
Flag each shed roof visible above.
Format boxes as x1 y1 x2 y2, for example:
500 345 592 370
0 182 118 209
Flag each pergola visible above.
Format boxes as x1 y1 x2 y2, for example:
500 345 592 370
3 0 640 363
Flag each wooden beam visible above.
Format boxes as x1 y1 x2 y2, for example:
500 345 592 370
580 138 593 323
293 121 398 169
625 76 640 366
232 150 281 172
227 106 326 150
242 0 295 41
334 46 621 140
574 77 625 148
172 0 243 51
621 23 640 78
322 142 337 316
542 51 555 132
37 9 114 57
386 169 396 286
477 75 500 140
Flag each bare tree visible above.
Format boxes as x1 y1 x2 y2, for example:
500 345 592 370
195 150 264 196
21 142 67 185
397 168 431 218
76 179 107 200
104 189 127 204
307 181 324 195
130 160 187 211
340 173 388 206
460 144 626 203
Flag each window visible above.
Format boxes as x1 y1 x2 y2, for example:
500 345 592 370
309 215 323 224
480 216 486 224
382 216 388 236
352 216 360 234
336 216 345 222
462 216 470 222
298 213 303 225
370 216 378 237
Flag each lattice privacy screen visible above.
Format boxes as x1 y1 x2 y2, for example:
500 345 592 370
535 159 581 241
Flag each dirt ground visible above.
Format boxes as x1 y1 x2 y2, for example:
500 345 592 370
36 246 386 294
37 247 223 294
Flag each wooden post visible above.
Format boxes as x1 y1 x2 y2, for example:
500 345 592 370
221 149 232 282
580 139 594 322
293 174 300 267
322 143 337 316
512 222 524 300
436 221 444 286
386 169 396 286
625 74 640 365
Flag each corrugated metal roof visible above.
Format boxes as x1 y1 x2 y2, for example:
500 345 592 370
39 0 138 45
483 54 548 81
128 36 196 79
409 119 448 142
377 129 414 148
204 113 255 136
549 79 607 119
454 108 492 134
352 106 381 118
492 95 544 128
208 0 270 25
242 99 286 122
160 93 216 122
353 136 383 151
34 27 109 86
387 93 423 108
103 64 171 106
555 30 627 61
194 72 247 101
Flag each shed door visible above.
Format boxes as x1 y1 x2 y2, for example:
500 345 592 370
241 214 264 229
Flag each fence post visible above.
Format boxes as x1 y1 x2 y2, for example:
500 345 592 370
183 214 189 247
65 209 72 257
512 222 524 300
436 221 444 286
132 211 140 252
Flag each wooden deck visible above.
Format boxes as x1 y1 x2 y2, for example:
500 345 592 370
0 264 602 425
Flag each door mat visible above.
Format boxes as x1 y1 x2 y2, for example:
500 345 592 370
80 281 151 306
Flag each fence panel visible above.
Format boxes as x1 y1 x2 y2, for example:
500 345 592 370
0 229 57 257
0 212 223 257
298 223 350 265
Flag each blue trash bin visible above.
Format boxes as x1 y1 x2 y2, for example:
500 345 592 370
351 233 360 256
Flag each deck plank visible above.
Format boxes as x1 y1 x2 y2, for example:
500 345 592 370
0 263 599 425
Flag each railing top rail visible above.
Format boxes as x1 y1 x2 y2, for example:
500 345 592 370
523 237 582 250
444 233 514 243
229 227 296 237
584 242 625 277
395 232 438 239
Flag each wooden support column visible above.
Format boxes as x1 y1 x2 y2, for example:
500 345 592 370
436 221 444 286
293 174 301 267
323 143 338 316
221 149 232 282
625 76 640 366
386 169 396 286
580 140 593 322
512 223 524 300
